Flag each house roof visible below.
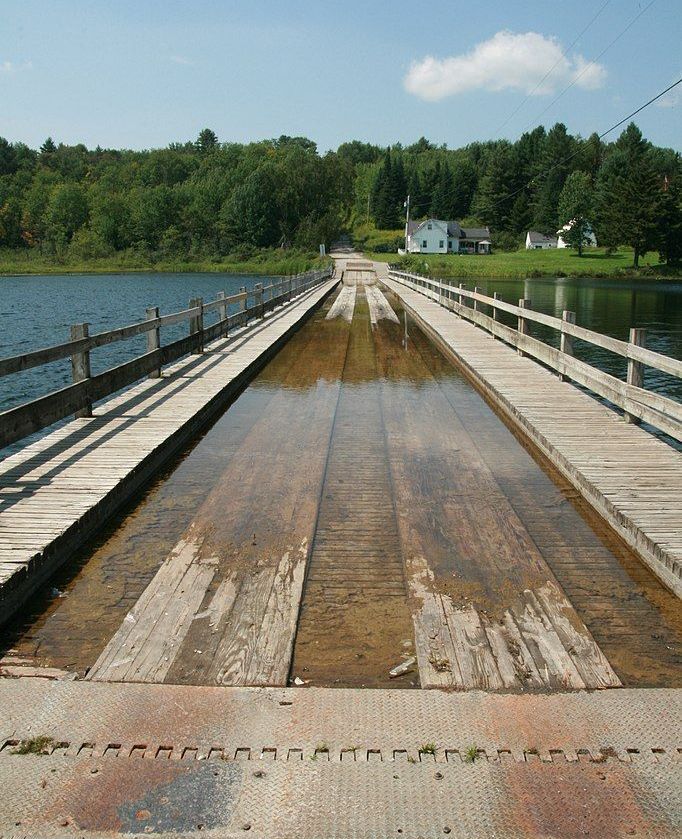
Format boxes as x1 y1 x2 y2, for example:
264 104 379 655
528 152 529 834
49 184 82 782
527 230 558 244
460 227 490 240
407 219 490 239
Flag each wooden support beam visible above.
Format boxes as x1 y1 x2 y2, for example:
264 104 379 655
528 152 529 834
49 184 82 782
146 307 160 378
70 323 92 418
626 327 646 424
216 291 228 338
559 310 576 382
517 298 531 357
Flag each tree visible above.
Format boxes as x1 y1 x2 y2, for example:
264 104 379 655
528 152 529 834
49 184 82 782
595 124 662 267
196 128 218 154
221 165 280 247
45 183 89 247
430 164 456 219
658 162 682 265
557 171 594 255
0 138 17 176
532 123 575 232
40 137 57 155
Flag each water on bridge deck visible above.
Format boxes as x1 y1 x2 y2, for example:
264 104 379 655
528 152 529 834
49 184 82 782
2 282 680 690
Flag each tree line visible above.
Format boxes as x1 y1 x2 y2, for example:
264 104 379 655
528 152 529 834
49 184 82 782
0 130 352 262
357 124 681 266
0 122 680 266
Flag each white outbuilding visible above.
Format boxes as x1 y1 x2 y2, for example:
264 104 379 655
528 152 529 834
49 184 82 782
525 231 558 250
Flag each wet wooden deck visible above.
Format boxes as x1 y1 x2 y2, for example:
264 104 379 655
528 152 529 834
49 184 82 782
0 279 337 624
381 270 682 599
86 280 642 692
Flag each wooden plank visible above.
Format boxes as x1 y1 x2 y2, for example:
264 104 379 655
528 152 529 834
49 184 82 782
382 273 682 599
0 277 338 626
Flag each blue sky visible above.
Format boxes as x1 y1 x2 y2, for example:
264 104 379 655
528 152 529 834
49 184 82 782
1 0 680 151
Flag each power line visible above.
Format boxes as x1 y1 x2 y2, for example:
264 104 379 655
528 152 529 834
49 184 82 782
493 0 611 137
487 76 682 212
520 0 656 134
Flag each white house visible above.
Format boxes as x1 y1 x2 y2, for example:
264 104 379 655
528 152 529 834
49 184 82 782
405 219 491 254
557 220 598 248
525 231 558 250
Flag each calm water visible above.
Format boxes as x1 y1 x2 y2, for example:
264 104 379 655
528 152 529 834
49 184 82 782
450 276 682 401
0 273 680 446
0 272 271 414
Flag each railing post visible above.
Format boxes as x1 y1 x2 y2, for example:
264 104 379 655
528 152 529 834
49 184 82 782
217 291 228 337
145 306 160 378
189 297 204 353
492 292 501 338
473 286 481 312
625 327 646 424
458 283 465 306
517 298 531 357
239 287 247 325
70 322 92 418
255 283 264 318
559 310 576 382
287 275 292 303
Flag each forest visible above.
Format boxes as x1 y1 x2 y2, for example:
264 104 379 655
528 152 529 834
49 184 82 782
0 122 680 271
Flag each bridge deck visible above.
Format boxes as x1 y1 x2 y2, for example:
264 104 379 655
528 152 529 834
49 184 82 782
381 272 682 598
0 279 337 624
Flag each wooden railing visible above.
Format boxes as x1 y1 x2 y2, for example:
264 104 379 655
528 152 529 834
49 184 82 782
0 267 333 449
388 270 682 443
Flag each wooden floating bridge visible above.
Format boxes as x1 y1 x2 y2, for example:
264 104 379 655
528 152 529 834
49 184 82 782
0 255 680 695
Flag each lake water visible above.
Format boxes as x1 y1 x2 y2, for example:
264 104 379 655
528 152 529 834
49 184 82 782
0 271 680 433
0 272 269 414
449 275 682 403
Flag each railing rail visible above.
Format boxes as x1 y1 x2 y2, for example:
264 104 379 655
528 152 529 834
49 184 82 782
0 267 332 449
388 269 682 442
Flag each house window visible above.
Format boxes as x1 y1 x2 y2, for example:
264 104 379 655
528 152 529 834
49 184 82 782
427 223 432 230
439 240 444 248
422 240 427 248
448 241 452 249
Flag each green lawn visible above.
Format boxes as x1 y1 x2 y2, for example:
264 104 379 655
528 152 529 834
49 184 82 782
0 248 330 277
367 247 673 280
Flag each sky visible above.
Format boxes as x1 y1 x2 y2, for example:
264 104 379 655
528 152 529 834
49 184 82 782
1 0 680 152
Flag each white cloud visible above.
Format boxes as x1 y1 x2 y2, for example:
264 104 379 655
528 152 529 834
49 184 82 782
170 55 194 66
404 31 606 101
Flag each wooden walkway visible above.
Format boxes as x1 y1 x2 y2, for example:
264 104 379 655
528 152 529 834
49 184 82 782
0 279 337 624
381 271 682 599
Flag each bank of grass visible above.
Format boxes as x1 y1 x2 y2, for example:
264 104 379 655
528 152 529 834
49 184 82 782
0 247 330 277
367 247 676 280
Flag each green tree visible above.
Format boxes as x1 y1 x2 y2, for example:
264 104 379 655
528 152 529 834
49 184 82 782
532 123 575 232
45 183 89 247
595 124 662 267
658 163 682 265
221 165 280 247
40 137 57 155
196 128 218 154
557 171 594 255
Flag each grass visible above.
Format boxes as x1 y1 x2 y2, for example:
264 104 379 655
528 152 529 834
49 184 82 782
366 246 676 280
0 247 330 277
464 745 479 764
419 742 437 756
11 735 55 755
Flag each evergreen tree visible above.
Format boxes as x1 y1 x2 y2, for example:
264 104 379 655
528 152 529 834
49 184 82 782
40 137 57 155
196 128 218 154
595 124 662 267
532 123 575 232
557 171 594 255
658 161 682 265
471 142 517 230
430 164 456 219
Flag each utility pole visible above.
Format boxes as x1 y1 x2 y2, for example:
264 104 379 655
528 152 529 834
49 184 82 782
404 194 410 252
